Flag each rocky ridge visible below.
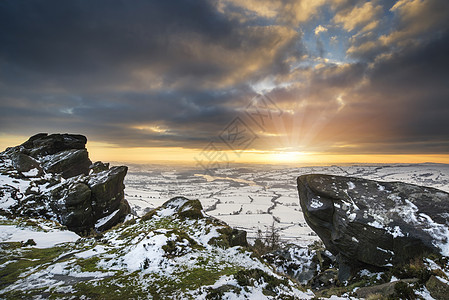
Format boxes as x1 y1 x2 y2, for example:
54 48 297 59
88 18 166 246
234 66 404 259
0 196 313 299
0 133 130 234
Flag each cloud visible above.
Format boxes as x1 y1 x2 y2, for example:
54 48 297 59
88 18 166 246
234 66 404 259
346 0 449 60
0 0 304 149
253 25 449 155
381 0 449 45
333 1 382 32
0 0 301 92
217 0 327 26
0 0 449 157
314 25 328 35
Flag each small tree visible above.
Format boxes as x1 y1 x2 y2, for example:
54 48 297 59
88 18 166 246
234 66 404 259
265 221 281 251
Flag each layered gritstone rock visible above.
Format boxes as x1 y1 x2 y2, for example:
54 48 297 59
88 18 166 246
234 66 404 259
297 174 449 281
0 133 130 235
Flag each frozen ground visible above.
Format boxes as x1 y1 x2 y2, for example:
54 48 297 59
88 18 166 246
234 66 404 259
123 163 449 246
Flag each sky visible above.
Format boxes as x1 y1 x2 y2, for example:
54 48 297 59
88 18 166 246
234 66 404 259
1 0 449 165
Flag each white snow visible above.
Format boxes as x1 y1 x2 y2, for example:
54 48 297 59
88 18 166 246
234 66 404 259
436 276 449 285
347 181 356 189
310 198 324 209
22 168 39 177
368 220 384 229
75 245 107 259
415 287 436 300
348 213 356 222
95 209 120 229
0 225 79 248
49 261 114 278
387 226 404 237
122 232 169 272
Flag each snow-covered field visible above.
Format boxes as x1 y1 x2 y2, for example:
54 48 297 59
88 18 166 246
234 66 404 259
123 163 449 246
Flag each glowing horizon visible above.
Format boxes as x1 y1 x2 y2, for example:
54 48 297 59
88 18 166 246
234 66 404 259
2 134 449 166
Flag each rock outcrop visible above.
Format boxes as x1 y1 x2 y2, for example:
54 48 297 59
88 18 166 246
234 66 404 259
142 196 248 248
297 174 449 280
0 133 130 235
5 133 91 178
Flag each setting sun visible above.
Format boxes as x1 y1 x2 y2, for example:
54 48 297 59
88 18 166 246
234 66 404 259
268 151 307 163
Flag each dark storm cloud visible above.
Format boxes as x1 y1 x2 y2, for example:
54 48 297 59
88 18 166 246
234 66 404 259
1 0 449 156
0 0 299 89
0 0 230 74
366 29 449 145
0 0 300 147
0 86 257 147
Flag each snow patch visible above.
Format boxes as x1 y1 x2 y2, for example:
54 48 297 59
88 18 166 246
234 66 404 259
95 209 120 229
368 220 384 229
0 225 79 248
310 198 323 209
22 168 39 177
387 226 404 237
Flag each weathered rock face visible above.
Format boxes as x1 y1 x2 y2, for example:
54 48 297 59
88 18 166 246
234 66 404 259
89 166 128 220
0 133 130 235
18 133 87 157
297 174 449 280
50 181 94 233
4 133 91 178
426 275 449 299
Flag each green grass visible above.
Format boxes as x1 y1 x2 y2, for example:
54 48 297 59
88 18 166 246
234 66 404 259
0 245 71 290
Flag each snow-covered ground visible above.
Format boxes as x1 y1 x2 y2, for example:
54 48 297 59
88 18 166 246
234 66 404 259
0 224 79 248
0 217 81 247
123 163 449 246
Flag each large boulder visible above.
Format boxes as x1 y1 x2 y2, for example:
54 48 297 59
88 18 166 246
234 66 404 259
0 133 130 236
19 133 87 157
297 174 449 280
426 275 449 299
141 197 248 248
11 153 43 176
4 133 91 178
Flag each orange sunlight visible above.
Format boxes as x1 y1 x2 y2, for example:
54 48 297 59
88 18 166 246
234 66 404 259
2 135 449 165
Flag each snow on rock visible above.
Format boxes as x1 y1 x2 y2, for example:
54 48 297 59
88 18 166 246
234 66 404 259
298 174 449 281
0 133 131 235
121 231 170 272
310 197 324 209
95 209 120 230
